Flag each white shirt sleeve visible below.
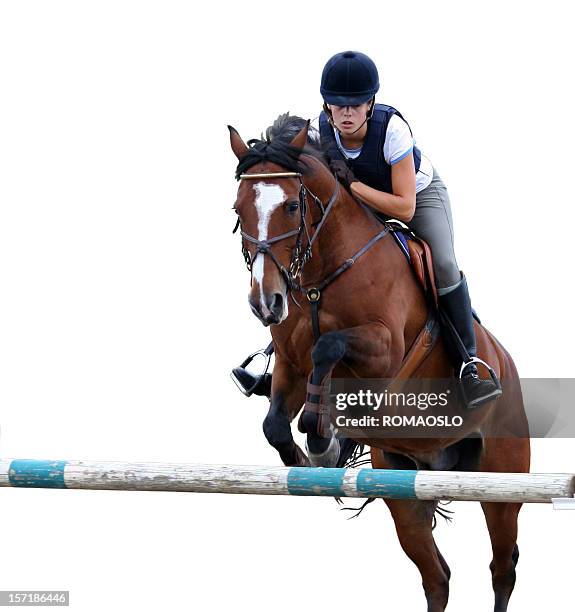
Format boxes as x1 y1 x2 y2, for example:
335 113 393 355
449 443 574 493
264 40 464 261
384 114 414 165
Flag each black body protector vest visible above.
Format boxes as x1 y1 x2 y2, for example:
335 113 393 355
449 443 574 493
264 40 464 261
319 103 422 193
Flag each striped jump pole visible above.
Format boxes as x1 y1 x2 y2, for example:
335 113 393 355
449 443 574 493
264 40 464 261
1 459 575 508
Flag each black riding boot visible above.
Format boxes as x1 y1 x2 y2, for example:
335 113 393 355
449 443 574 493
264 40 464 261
438 274 502 410
231 367 272 397
230 342 274 398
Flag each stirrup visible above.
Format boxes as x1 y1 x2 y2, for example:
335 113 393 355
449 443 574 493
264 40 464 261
458 357 502 408
230 345 273 397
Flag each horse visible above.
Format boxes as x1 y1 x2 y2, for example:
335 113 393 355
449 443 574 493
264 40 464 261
228 113 530 612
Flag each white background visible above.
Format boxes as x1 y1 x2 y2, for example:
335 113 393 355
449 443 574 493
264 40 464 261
1 1 574 610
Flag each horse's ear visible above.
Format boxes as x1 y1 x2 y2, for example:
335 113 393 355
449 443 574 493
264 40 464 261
228 125 249 160
289 119 310 150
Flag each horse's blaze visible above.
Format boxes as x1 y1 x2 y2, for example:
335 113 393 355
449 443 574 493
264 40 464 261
250 181 289 321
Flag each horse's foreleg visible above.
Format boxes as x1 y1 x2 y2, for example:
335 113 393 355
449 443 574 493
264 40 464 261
262 359 309 467
299 323 395 466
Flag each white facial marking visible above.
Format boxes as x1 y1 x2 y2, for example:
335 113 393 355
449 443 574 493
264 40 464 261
252 182 288 320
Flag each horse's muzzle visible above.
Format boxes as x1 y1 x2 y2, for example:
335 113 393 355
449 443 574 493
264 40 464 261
249 291 286 326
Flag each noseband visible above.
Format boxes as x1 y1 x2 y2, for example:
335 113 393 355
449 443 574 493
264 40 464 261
233 171 339 295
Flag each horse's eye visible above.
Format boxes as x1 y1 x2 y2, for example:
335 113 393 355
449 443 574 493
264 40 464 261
286 200 299 214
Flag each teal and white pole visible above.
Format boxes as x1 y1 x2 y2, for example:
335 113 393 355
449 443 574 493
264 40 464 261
1 459 574 507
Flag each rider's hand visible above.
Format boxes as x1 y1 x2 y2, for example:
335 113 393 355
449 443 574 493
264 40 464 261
329 159 358 190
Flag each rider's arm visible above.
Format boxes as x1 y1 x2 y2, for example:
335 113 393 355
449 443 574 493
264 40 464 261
349 152 417 223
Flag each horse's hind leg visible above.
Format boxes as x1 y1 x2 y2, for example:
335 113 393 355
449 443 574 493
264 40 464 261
385 498 451 612
371 450 450 611
481 501 522 612
477 371 529 612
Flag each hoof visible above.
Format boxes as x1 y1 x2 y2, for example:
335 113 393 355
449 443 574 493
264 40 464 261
305 434 340 468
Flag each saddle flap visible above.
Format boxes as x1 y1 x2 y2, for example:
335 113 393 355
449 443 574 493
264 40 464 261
406 237 439 307
386 221 439 307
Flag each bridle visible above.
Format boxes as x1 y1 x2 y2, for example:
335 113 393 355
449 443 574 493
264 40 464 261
233 166 390 342
233 170 340 299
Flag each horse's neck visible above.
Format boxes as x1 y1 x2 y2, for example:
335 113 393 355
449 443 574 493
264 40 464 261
300 183 385 283
300 178 428 355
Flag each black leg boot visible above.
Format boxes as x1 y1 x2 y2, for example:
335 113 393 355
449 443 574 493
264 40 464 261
230 342 274 398
230 367 272 398
438 274 502 410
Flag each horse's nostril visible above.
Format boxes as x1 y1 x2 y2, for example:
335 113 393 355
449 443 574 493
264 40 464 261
270 293 283 314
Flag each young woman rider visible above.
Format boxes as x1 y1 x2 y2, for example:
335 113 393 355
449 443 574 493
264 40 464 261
232 50 501 410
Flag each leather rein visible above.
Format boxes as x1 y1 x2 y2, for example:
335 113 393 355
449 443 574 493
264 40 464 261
233 169 389 340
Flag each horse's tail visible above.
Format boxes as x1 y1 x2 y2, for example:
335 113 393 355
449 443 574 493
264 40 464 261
337 439 371 469
336 440 456 527
433 500 455 529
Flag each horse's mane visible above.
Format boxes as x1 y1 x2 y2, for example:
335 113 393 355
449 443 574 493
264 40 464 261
235 112 328 180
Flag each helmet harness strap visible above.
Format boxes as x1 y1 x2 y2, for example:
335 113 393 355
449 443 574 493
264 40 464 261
323 98 375 137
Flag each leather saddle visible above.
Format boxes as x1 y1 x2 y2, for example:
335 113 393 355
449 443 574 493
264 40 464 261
386 220 439 307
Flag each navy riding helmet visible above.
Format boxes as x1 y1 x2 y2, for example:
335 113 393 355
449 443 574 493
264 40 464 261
320 50 380 106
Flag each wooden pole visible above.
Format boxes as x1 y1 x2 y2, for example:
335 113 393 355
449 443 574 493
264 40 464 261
2 459 574 505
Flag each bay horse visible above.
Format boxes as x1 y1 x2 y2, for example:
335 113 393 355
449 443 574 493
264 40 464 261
228 114 530 612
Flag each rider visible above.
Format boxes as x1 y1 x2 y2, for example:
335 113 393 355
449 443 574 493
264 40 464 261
232 50 501 410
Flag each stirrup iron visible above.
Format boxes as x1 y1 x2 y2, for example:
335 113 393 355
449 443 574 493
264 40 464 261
458 356 502 408
230 343 273 397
